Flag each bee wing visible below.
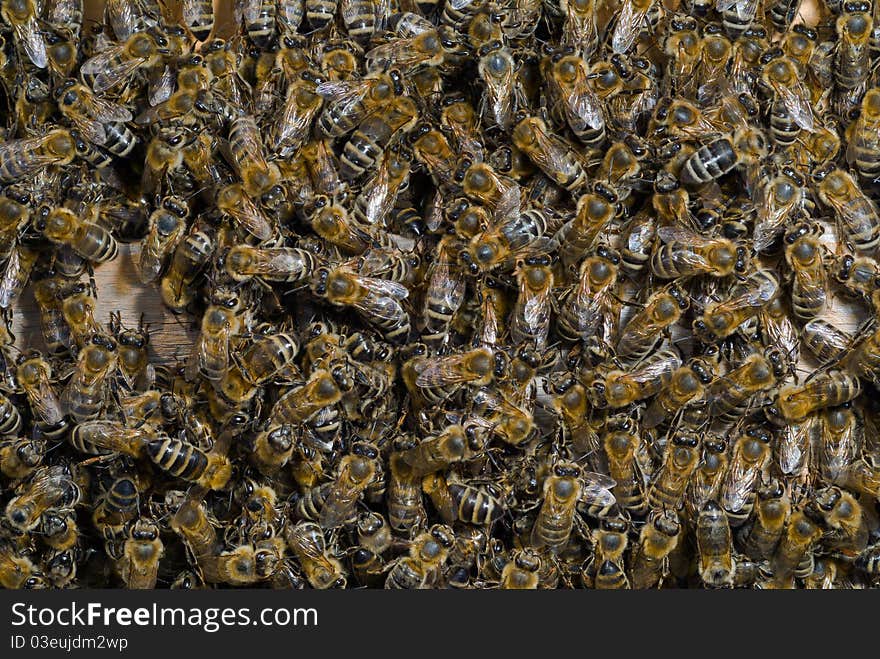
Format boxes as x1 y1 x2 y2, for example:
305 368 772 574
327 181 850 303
520 283 552 331
416 353 477 388
821 417 858 481
566 285 601 336
318 479 362 529
358 275 409 300
91 56 150 95
13 18 48 69
70 115 109 145
715 0 757 14
222 196 273 241
770 79 815 132
727 273 779 309
568 79 605 131
493 182 522 221
241 0 264 22
520 124 577 181
149 65 176 106
611 0 645 54
0 246 22 309
27 372 65 425
656 225 714 249
367 38 428 71
629 351 682 387
426 262 466 310
252 248 312 280
46 0 79 26
580 472 617 507
87 94 134 123
315 79 370 110
274 88 321 153
721 458 760 514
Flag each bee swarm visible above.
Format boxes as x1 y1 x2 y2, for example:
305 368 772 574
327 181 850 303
1 0 880 590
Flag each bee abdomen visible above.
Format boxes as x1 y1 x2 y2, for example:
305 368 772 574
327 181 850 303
146 436 207 480
681 138 738 185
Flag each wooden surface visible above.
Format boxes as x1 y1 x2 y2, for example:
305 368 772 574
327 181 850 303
11 245 197 364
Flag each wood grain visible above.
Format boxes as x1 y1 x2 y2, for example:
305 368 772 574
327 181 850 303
11 245 197 365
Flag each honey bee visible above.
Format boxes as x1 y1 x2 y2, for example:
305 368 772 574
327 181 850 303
601 415 648 516
705 353 776 426
189 289 246 383
679 135 740 186
629 509 680 589
55 80 134 153
846 88 880 182
365 28 445 73
5 465 80 532
835 2 873 111
720 426 772 521
15 352 64 427
35 206 117 264
215 183 275 243
92 476 140 541
780 221 828 321
159 226 214 312
63 333 118 422
476 40 518 130
647 357 715 430
833 253 880 302
166 496 216 565
511 115 587 194
385 524 454 589
772 372 861 424
145 435 232 491
387 441 427 533
753 167 805 253
398 424 485 478
311 266 410 343
0 129 76 183
1 0 47 68
651 226 747 279
137 196 188 284
814 166 880 253
616 285 689 362
319 449 377 529
820 404 862 485
269 369 344 427
542 53 603 151
509 254 554 349
80 32 169 95
530 462 583 553
340 96 418 182
696 501 734 588
118 519 163 589
760 48 815 133
286 521 347 589
111 315 153 393
741 478 790 561
68 420 152 457
593 349 681 410
0 437 42 480
770 509 822 587
556 245 620 344
647 432 701 511
497 548 540 589
693 269 779 342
